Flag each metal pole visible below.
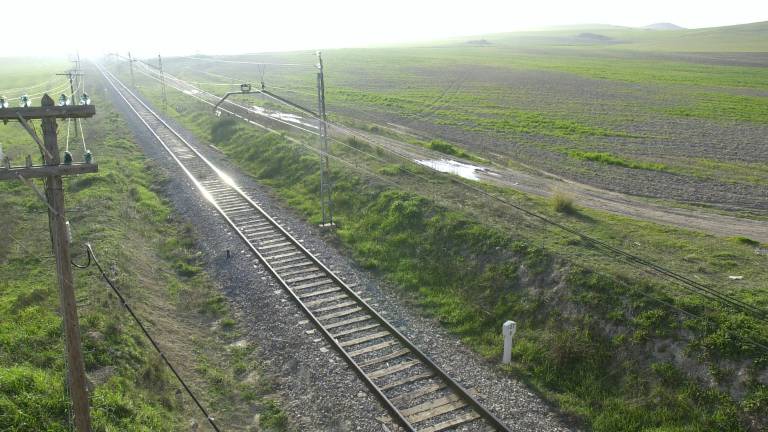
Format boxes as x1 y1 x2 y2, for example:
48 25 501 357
316 51 332 226
40 93 92 431
158 54 168 111
128 52 135 87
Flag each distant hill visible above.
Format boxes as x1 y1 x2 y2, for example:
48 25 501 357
644 23 686 30
482 21 768 52
576 32 613 41
466 39 492 46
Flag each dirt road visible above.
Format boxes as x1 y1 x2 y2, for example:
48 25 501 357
344 126 768 244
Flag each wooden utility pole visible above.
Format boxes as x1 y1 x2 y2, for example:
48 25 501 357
0 94 97 431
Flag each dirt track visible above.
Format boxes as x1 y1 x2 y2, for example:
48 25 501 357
348 127 768 244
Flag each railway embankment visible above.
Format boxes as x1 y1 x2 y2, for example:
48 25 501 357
122 80 768 431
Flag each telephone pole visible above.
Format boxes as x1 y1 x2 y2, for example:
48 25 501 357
0 94 98 432
158 54 168 110
316 51 333 227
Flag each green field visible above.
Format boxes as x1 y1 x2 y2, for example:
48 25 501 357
161 21 768 212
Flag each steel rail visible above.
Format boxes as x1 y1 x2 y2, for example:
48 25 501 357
98 63 511 432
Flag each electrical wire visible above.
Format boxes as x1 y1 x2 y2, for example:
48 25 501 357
118 56 768 326
135 64 321 136
201 70 245 83
74 244 222 432
200 70 318 98
0 77 66 95
78 72 88 154
186 81 241 87
308 117 768 323
78 118 87 154
65 119 71 152
23 81 71 100
177 55 315 69
127 63 407 194
105 58 768 359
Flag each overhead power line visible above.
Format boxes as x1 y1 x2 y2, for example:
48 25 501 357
178 55 316 69
73 243 222 432
0 77 66 95
115 55 768 327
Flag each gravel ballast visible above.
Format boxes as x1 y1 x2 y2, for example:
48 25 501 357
100 73 576 432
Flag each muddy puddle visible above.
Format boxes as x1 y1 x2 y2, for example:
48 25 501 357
415 159 494 181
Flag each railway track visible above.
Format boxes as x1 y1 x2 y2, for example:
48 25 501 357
98 64 511 432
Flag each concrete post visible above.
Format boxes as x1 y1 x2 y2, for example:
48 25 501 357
502 320 516 364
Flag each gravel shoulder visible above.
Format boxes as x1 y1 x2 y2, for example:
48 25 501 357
103 77 576 431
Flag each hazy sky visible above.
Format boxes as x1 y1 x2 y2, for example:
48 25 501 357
2 0 766 57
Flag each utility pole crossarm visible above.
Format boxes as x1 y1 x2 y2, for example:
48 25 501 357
0 105 96 120
0 163 98 180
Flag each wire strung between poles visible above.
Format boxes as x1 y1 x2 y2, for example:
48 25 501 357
73 243 223 432
178 55 316 69
121 56 768 326
78 118 87 153
65 119 71 152
110 57 768 356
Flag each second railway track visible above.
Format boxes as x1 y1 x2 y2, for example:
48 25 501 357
98 64 511 432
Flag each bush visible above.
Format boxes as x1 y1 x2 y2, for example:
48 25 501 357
427 139 470 158
210 118 238 144
260 399 288 430
552 193 577 214
730 236 760 246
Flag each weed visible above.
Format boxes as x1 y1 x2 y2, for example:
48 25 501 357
730 236 760 246
552 193 577 214
220 318 236 330
260 399 288 431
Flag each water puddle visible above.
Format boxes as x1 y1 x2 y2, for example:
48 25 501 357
415 159 492 181
251 105 318 129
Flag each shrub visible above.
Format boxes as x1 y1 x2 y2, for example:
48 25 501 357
552 193 577 214
220 318 236 330
730 236 760 246
210 118 239 144
260 399 288 430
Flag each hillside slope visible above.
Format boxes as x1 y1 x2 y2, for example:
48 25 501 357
485 21 768 51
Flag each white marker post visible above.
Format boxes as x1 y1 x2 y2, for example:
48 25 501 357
502 320 516 364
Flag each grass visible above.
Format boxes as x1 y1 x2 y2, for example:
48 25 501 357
407 138 486 162
731 236 761 246
663 92 768 124
568 150 667 171
126 71 768 430
0 60 287 431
